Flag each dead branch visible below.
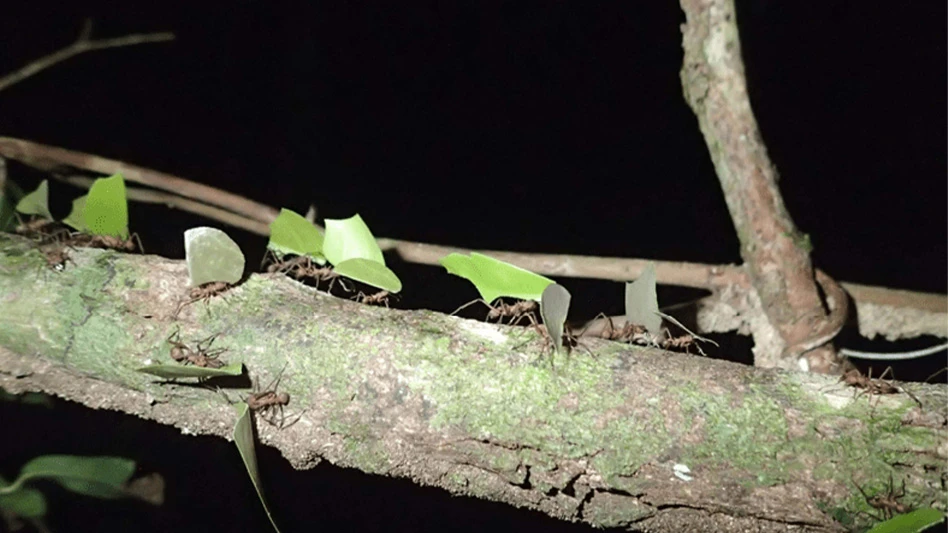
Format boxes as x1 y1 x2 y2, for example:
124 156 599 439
0 19 175 93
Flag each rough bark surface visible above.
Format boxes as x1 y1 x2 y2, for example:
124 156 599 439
679 0 845 373
1 235 946 532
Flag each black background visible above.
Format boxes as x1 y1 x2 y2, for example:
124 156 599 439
1 2 945 532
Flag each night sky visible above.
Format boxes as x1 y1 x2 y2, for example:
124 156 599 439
1 2 945 532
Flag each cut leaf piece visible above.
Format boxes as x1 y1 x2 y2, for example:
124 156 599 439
441 252 555 304
322 214 385 266
233 402 282 533
84 174 129 238
867 508 945 533
62 195 89 233
184 227 245 287
540 284 571 353
625 263 661 336
333 258 402 293
14 180 53 220
15 455 135 499
267 208 325 263
136 363 244 380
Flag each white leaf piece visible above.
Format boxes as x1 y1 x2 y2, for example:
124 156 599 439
184 227 245 287
541 283 571 354
625 263 662 336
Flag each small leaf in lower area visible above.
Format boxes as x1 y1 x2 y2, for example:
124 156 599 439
625 262 661 336
540 284 571 353
0 485 47 518
14 180 53 220
184 227 245 287
233 402 282 533
136 363 244 380
867 508 945 533
17 455 135 499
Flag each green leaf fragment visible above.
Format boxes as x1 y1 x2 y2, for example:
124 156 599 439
0 179 26 232
14 180 53 220
184 227 245 287
62 195 88 233
233 402 282 533
323 213 385 266
136 363 244 379
625 262 661 336
540 283 571 353
267 208 325 263
10 455 135 499
440 252 555 304
333 258 402 293
0 486 47 518
867 508 946 533
84 174 129 238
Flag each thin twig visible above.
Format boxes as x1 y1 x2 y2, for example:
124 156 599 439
0 19 175 93
0 137 278 224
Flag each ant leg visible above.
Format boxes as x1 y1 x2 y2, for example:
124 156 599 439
131 233 145 254
450 299 489 317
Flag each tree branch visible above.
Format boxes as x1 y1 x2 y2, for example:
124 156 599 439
0 137 944 346
679 0 842 372
0 19 175 93
0 234 945 531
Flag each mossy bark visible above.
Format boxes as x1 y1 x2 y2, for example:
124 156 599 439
1 234 945 532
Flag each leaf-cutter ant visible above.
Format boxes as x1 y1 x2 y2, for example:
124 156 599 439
353 290 391 307
15 217 68 244
166 329 227 368
839 367 921 407
589 314 712 355
852 473 912 521
66 232 143 253
172 281 233 318
39 243 72 272
246 363 299 428
451 298 539 326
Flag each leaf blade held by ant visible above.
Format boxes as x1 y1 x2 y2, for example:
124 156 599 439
14 179 53 221
625 262 662 337
184 227 245 287
333 258 402 293
440 252 555 304
84 174 129 239
866 508 946 533
233 402 283 533
136 363 244 379
541 283 571 354
62 195 89 233
267 208 326 264
322 213 385 266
